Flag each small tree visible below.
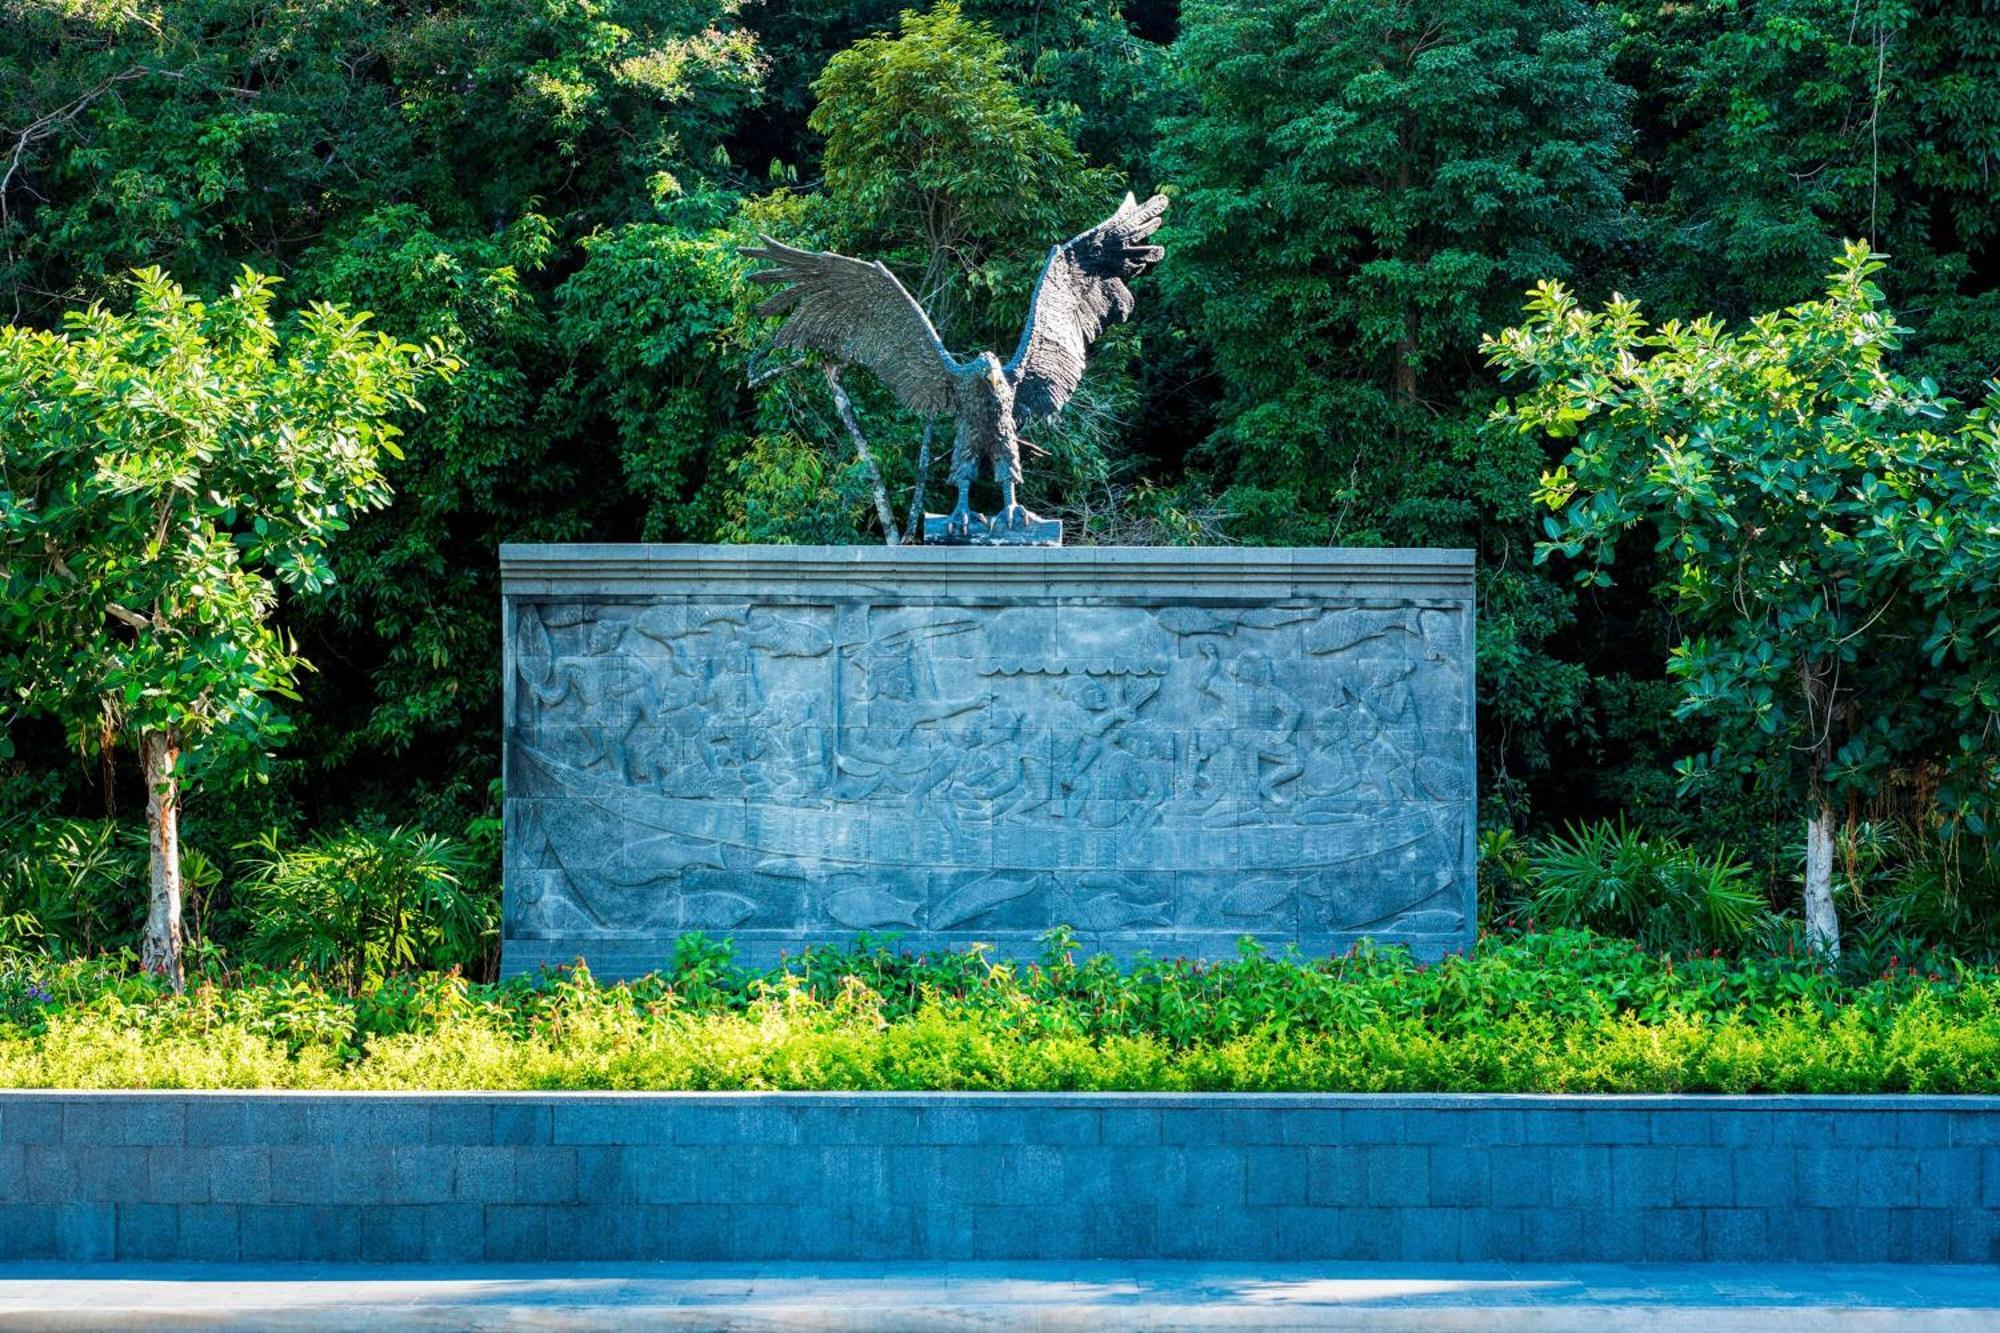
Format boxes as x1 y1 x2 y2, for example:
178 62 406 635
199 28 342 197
1485 244 2000 955
0 268 447 987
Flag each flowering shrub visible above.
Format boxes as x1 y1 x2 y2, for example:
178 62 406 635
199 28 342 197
0 930 1994 1091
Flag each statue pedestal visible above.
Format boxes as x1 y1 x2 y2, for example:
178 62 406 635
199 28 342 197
920 513 1063 546
499 544 1477 977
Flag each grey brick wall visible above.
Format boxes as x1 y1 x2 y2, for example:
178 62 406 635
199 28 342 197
1 1093 1992 1263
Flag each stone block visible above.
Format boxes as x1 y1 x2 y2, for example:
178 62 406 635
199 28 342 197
237 1205 360 1262
1731 1148 1797 1208
146 1145 212 1203
0 1145 22 1202
482 1204 551 1261
1487 1149 1551 1208
1305 1146 1366 1206
1244 1147 1307 1205
1362 1145 1428 1207
1701 1207 1766 1259
1797 1147 1859 1207
208 1147 272 1204
359 1205 426 1262
1853 1146 1922 1209
1607 1145 1677 1209
1950 1206 2000 1263
64 1099 183 1147
1886 1207 1951 1263
427 1103 494 1145
1638 1207 1703 1262
498 545 1477 975
453 1146 518 1203
1426 1146 1489 1206
1824 1207 1895 1262
69 1147 143 1202
54 1203 115 1261
1671 1147 1734 1206
305 1099 426 1148
1586 1109 1656 1145
1397 1206 1460 1262
1651 1112 1711 1145
384 1145 459 1203
514 1146 579 1204
1569 1209 1643 1263
0 1204 54 1259
1 1100 63 1145
1544 1145 1611 1208
115 1203 180 1260
23 1146 71 1201
1916 1147 1980 1207
421 1203 487 1263
492 1103 554 1146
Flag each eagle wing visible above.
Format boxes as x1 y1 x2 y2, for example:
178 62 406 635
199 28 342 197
744 237 960 417
1005 192 1168 429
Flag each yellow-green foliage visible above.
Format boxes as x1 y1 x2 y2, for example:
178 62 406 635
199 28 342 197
3 932 1998 1092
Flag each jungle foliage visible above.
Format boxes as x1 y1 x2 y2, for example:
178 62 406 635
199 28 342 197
1 0 1997 961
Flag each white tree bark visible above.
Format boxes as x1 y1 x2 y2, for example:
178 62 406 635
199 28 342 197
823 364 902 546
1803 797 1841 958
140 729 185 990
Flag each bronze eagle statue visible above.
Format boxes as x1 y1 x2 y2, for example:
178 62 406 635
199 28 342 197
745 192 1168 538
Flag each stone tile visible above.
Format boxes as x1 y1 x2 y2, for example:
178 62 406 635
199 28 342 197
428 1103 494 1145
0 1203 54 1259
453 1146 518 1203
1362 1146 1428 1207
63 1099 184 1148
0 1100 64 1146
207 1146 271 1204
1486 1148 1550 1208
1243 1147 1307 1205
482 1204 550 1261
492 1103 554 1146
0 1144 23 1202
53 1203 115 1262
1671 1147 1734 1207
146 1146 212 1203
1304 1146 1365 1206
1426 1146 1489 1206
114 1203 180 1261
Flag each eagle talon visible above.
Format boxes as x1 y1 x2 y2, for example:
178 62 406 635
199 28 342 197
943 505 981 538
995 503 1039 531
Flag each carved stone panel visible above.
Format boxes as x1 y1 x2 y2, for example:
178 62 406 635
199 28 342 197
501 545 1476 976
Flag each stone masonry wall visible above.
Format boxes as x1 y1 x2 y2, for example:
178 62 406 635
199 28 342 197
0 1092 1991 1263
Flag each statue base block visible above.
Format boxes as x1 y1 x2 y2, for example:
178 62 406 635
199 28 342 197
921 513 1063 546
499 543 1476 978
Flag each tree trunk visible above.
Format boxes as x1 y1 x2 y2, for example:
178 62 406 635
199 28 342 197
1803 796 1841 958
139 729 185 990
904 421 935 544
823 364 902 546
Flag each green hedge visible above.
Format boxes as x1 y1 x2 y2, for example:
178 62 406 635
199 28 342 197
2 931 1995 1092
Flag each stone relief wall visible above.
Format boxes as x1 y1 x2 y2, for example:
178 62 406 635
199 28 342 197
501 547 1475 975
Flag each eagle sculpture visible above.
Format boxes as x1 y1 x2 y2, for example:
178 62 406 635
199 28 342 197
745 192 1168 539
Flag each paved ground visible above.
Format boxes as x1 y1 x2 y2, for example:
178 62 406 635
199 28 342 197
1 1262 1997 1330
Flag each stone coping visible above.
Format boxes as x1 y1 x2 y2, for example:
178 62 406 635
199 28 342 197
4 1090 1994 1108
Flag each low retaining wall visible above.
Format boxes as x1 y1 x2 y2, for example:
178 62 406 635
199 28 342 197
1 1092 1993 1264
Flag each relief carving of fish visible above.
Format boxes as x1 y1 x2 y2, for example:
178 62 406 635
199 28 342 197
930 873 1044 931
680 891 758 929
825 885 923 930
1220 878 1293 919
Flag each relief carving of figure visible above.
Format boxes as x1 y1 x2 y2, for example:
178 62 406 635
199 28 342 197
1194 644 1303 809
529 617 656 784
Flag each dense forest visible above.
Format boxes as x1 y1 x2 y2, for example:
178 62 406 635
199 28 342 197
3 0 1998 969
